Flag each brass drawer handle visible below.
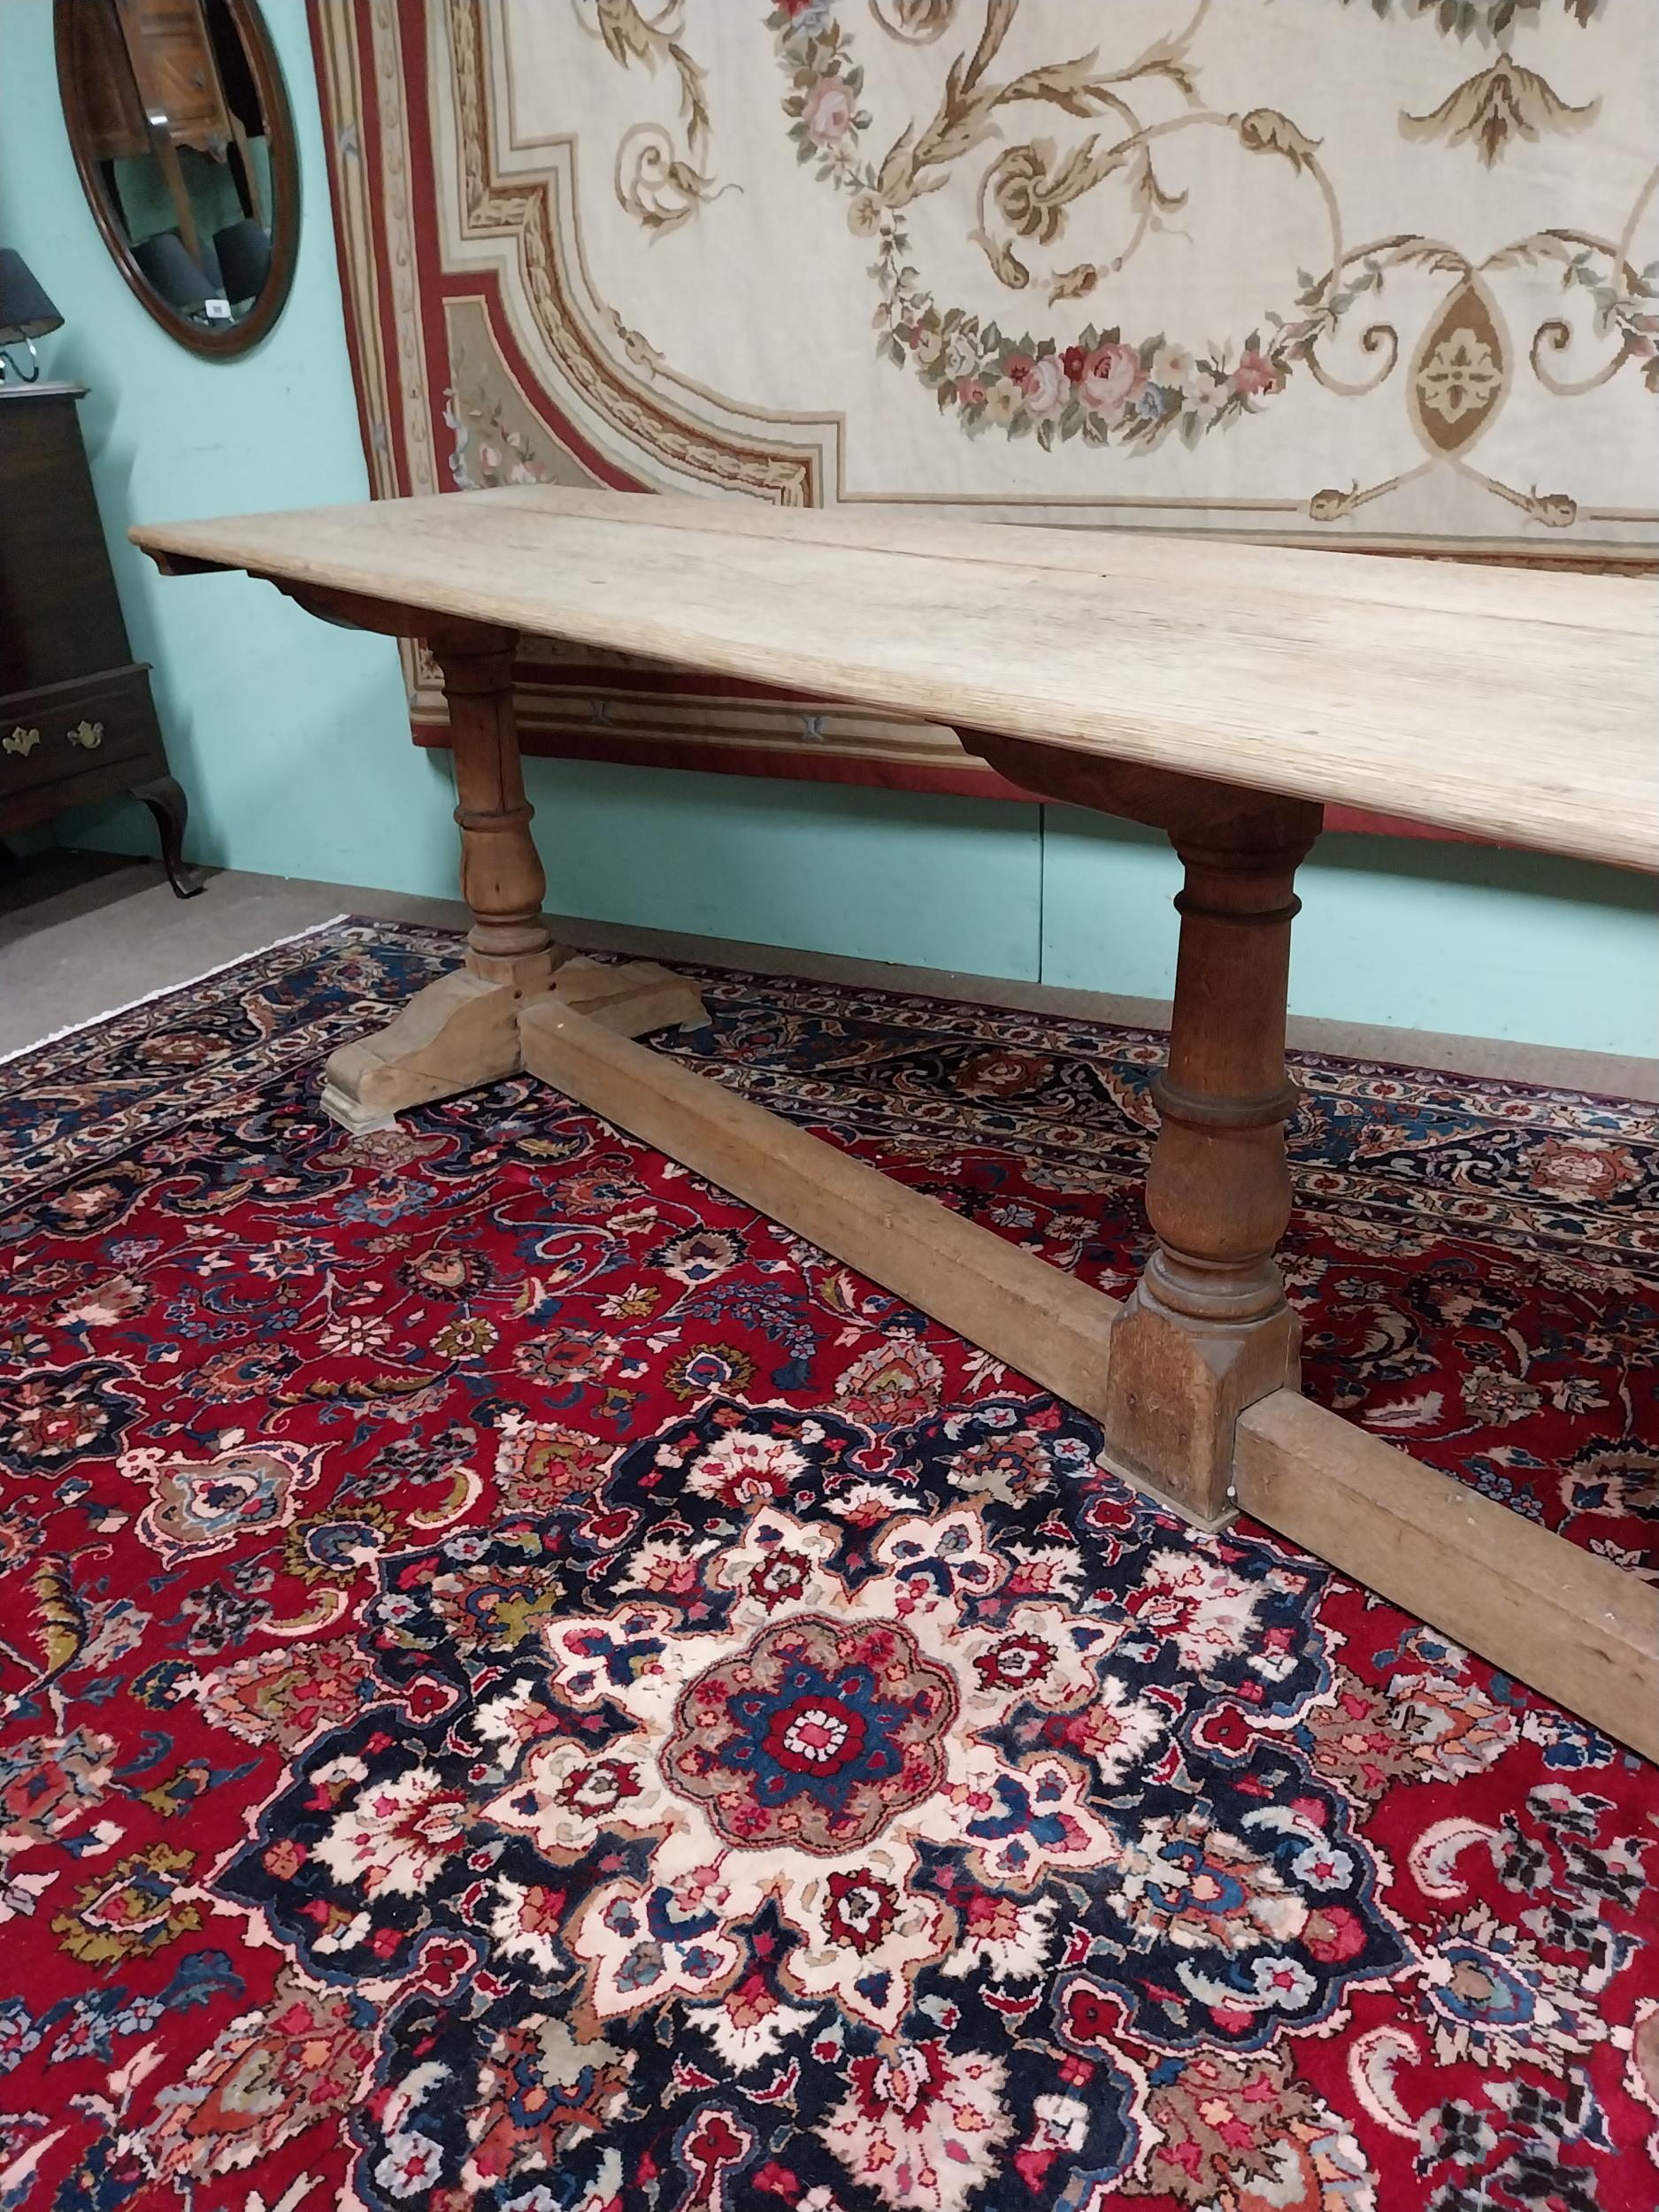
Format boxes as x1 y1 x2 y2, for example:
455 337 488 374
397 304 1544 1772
66 719 104 749
4 726 42 757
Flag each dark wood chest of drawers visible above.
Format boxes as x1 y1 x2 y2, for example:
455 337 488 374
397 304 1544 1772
1 380 196 893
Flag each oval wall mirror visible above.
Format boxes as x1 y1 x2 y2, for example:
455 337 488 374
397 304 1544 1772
55 0 299 357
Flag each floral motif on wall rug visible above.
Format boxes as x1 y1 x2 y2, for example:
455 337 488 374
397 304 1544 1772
0 920 1655 2208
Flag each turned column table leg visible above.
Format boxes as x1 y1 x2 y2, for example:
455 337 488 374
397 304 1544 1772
318 616 703 1133
319 622 556 1131
442 626 558 993
956 726 1322 1525
1102 805 1321 1523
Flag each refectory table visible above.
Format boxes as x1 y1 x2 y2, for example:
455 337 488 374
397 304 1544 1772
130 488 1659 1758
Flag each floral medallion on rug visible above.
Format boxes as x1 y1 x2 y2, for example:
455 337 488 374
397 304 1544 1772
1 919 1655 2212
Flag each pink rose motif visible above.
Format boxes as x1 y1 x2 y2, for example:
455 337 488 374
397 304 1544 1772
1022 352 1068 419
802 76 855 146
1528 1137 1640 1204
1078 342 1144 415
1233 349 1279 397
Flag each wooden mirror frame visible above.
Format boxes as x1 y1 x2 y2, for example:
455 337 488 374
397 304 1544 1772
54 0 301 358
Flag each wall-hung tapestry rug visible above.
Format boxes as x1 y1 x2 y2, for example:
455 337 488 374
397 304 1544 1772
1 921 1656 2210
311 1 1659 795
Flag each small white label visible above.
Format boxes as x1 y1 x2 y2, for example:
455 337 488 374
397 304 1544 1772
204 296 234 320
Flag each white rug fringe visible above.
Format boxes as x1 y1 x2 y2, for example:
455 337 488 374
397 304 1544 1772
0 914 356 1068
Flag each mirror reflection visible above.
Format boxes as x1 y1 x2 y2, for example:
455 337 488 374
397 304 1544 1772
57 0 296 349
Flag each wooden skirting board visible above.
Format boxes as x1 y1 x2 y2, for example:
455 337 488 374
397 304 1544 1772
518 1000 1659 1763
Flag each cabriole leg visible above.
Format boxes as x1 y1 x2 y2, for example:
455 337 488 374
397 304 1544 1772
132 775 203 900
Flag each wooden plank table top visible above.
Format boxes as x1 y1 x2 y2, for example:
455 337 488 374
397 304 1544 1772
130 486 1658 872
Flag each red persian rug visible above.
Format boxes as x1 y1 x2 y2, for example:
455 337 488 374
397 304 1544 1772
1 918 1655 2212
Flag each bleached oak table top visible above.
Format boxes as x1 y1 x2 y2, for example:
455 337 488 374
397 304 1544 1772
130 487 1658 872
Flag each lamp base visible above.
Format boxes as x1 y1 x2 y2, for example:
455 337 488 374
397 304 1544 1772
0 339 43 384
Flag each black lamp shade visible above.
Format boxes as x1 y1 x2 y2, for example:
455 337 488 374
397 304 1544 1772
0 249 63 346
213 218 270 306
132 230 214 312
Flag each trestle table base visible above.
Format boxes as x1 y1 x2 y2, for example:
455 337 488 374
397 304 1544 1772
137 557 1659 1762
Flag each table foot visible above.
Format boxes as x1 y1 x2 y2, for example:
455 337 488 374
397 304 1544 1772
319 956 707 1133
1102 1287 1300 1526
546 955 708 1040
320 965 538 1132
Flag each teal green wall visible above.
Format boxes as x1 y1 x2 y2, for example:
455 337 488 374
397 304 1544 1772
530 765 1043 980
0 0 454 897
1042 814 1656 1053
3 2 1651 1056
